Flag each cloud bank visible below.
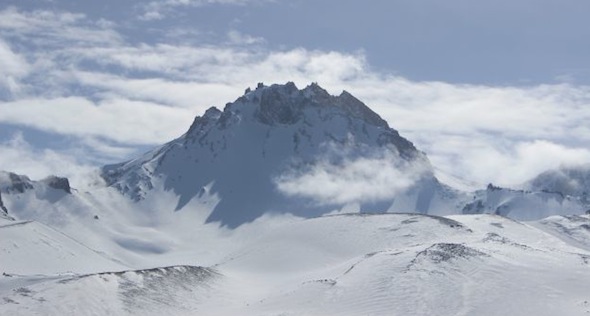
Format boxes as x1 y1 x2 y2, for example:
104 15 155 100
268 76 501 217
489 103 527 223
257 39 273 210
275 148 430 205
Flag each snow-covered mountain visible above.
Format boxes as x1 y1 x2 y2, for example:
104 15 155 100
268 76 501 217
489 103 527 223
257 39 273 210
101 82 455 227
2 82 590 315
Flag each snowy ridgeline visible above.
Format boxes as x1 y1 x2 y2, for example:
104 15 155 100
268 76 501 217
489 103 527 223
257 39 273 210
1 83 590 315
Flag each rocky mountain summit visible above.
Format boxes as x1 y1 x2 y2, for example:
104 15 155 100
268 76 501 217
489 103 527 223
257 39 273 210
102 82 440 227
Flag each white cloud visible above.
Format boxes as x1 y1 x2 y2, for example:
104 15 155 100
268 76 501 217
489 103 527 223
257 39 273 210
0 133 96 187
0 40 29 78
0 39 30 96
275 147 430 205
429 138 590 187
341 81 590 187
0 97 194 145
138 0 275 20
68 70 239 109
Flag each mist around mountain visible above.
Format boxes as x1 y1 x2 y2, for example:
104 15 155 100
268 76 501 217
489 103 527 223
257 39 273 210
1 83 589 315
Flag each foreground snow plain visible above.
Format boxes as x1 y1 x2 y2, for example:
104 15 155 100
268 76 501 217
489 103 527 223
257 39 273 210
2 193 589 316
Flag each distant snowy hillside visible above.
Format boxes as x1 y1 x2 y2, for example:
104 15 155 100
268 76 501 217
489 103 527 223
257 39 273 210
527 165 590 202
462 183 588 220
102 82 452 227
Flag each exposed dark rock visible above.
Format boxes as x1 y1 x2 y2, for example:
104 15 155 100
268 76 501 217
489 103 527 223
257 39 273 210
462 200 485 214
5 173 34 193
0 191 8 215
41 176 71 194
411 243 487 265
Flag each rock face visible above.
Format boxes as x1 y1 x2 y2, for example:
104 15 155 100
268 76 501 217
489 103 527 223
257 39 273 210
1 172 34 194
41 176 72 194
0 172 72 195
102 82 435 227
0 191 8 217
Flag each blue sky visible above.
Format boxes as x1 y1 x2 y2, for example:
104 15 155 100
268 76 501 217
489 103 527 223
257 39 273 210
1 0 590 187
7 0 588 84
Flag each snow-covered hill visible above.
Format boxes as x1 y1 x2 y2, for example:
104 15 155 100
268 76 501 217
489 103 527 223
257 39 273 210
2 213 589 315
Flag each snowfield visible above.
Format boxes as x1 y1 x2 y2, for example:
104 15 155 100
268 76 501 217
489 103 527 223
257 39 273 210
1 213 589 315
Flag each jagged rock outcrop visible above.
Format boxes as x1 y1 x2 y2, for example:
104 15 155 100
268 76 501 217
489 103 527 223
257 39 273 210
1 172 34 194
41 176 72 194
0 171 72 195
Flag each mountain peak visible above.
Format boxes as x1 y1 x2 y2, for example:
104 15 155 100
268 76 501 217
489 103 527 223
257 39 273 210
217 82 390 129
102 82 431 227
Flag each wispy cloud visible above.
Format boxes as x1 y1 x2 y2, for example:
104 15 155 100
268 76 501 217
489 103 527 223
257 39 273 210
226 30 265 45
0 97 194 145
137 0 276 21
0 7 121 46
